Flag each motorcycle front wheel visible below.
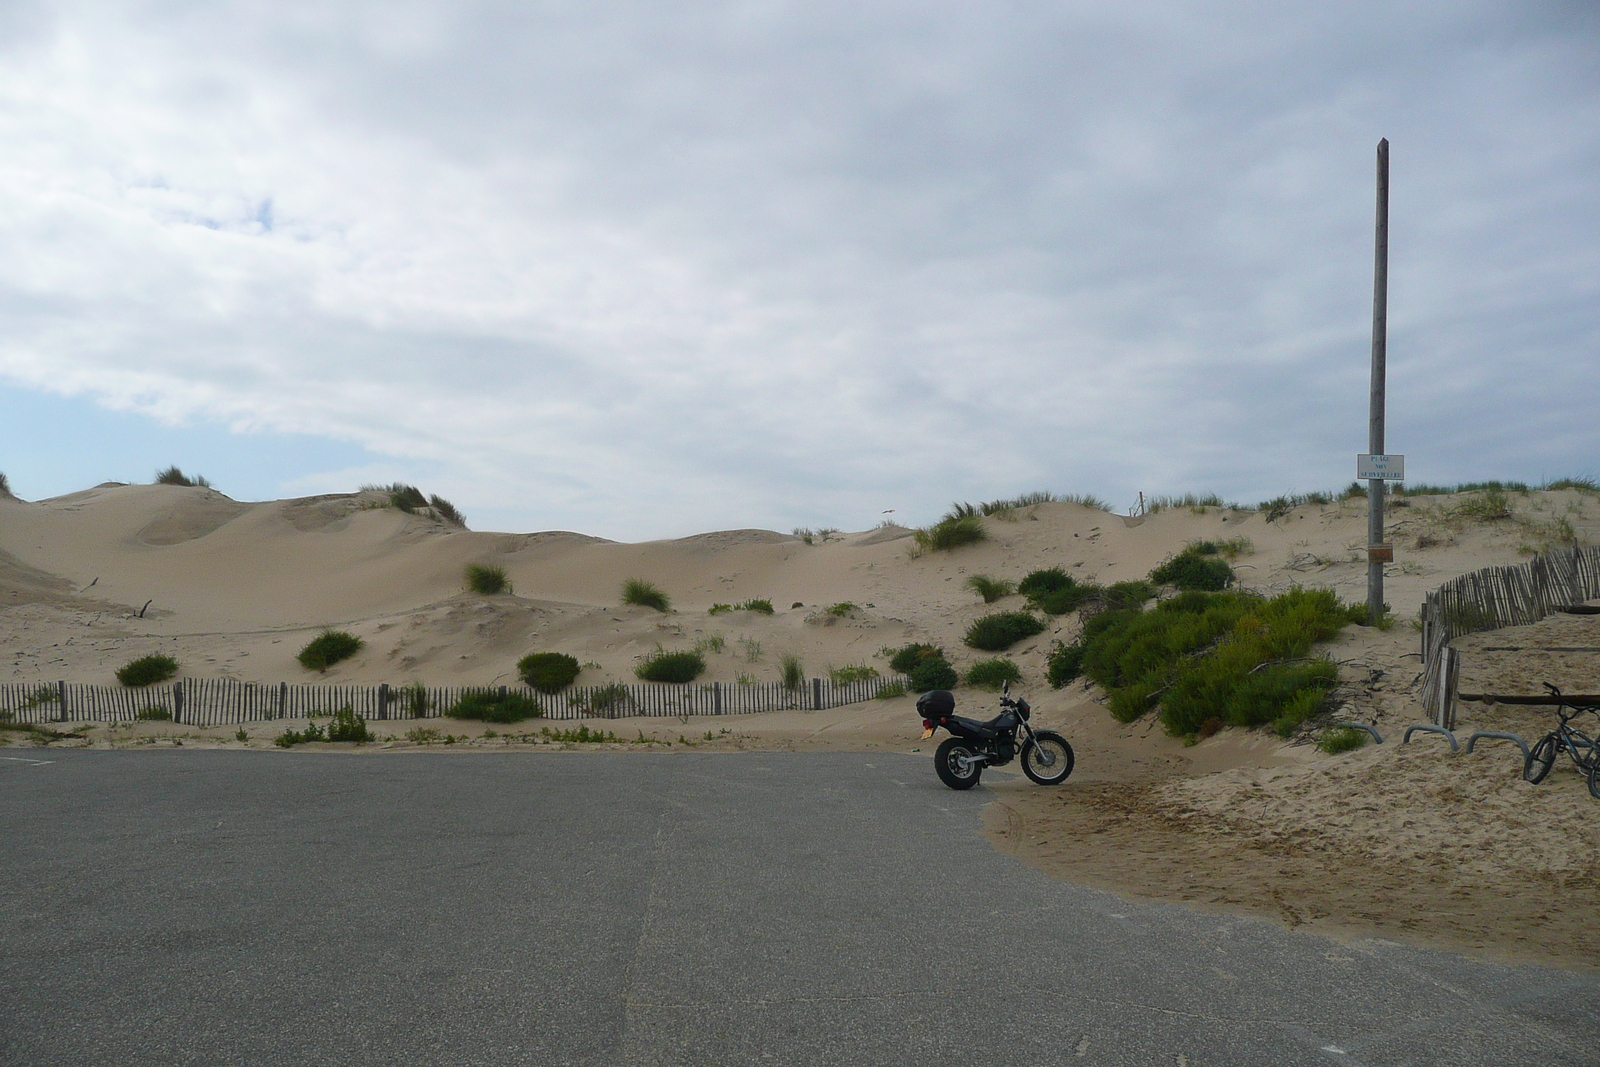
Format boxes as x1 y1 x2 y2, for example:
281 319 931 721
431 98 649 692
934 737 984 790
1020 731 1075 785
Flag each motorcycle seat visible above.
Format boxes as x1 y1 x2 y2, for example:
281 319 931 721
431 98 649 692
946 711 1015 739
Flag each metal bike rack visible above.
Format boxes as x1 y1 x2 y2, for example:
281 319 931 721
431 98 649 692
1463 731 1530 765
1332 721 1384 744
1402 723 1459 751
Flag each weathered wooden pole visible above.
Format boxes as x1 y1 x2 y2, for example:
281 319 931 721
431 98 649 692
1367 138 1390 625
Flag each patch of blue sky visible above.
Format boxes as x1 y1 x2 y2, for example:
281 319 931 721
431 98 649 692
0 383 379 504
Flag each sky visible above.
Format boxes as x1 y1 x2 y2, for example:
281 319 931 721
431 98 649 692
1 1 1596 540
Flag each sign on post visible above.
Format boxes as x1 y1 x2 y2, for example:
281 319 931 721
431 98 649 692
1357 454 1405 481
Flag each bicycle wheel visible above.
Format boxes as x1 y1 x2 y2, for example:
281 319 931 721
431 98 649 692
1589 761 1600 801
1524 734 1558 784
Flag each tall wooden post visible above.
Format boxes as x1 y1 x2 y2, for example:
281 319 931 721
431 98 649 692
1367 138 1390 625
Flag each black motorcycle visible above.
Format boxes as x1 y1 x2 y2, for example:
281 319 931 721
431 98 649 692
916 683 1074 790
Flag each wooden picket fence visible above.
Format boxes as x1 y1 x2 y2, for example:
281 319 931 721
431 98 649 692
1418 545 1600 726
0 674 909 727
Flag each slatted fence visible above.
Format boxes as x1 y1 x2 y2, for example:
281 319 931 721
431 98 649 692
0 674 910 727
1419 545 1600 726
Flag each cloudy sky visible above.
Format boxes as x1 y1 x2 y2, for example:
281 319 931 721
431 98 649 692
1 1 1595 539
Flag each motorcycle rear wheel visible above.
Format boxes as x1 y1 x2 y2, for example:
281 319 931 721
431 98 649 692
934 737 983 790
1020 731 1075 785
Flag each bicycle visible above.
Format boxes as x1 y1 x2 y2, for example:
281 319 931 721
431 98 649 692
1523 683 1600 799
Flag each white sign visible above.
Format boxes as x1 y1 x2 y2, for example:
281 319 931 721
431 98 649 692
1356 454 1406 481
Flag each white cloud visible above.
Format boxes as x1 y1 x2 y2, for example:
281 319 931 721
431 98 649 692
1 0 1596 538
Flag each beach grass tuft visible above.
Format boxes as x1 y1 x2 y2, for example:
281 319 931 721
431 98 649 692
465 563 511 595
964 658 1022 690
447 689 544 723
517 652 581 693
622 578 671 612
636 649 705 683
965 575 1015 603
963 612 1046 651
155 466 211 488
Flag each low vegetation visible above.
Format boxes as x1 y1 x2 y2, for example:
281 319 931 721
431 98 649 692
517 652 581 693
964 658 1021 690
116 654 178 687
297 630 363 672
1149 544 1234 591
636 649 705 683
465 563 511 595
888 643 959 692
447 689 545 723
1056 587 1358 739
1319 726 1369 755
154 466 211 488
825 602 857 617
709 598 774 615
875 681 908 699
1258 491 1332 522
401 681 430 718
964 612 1046 651
965 575 1014 603
0 471 11 497
1018 567 1073 602
621 578 671 612
793 527 842 544
1046 642 1086 688
780 654 805 690
135 705 172 721
828 664 879 684
911 507 986 554
360 483 467 526
275 706 374 746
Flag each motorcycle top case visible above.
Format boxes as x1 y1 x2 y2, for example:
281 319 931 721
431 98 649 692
916 689 956 721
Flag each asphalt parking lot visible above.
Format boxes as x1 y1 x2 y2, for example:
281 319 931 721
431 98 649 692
2 750 1595 1066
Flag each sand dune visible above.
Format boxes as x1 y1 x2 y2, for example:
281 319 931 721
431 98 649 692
4 480 1598 966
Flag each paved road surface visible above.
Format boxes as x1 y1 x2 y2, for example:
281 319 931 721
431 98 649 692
2 750 1594 1065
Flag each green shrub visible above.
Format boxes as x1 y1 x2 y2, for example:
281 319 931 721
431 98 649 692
875 680 908 699
135 705 171 721
116 654 178 687
385 483 429 512
1319 726 1369 755
1080 588 1350 738
465 563 511 595
1034 584 1098 615
908 656 959 692
965 575 1015 603
622 578 671 612
518 652 581 693
888 643 944 674
964 612 1046 651
780 654 805 690
298 630 363 671
275 721 325 747
964 658 1021 690
325 706 373 743
1018 568 1074 602
911 515 986 553
1046 642 1085 688
154 466 210 488
447 689 545 723
1105 580 1156 608
0 472 11 497
636 650 705 683
829 664 879 684
825 602 857 617
1148 546 1233 591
